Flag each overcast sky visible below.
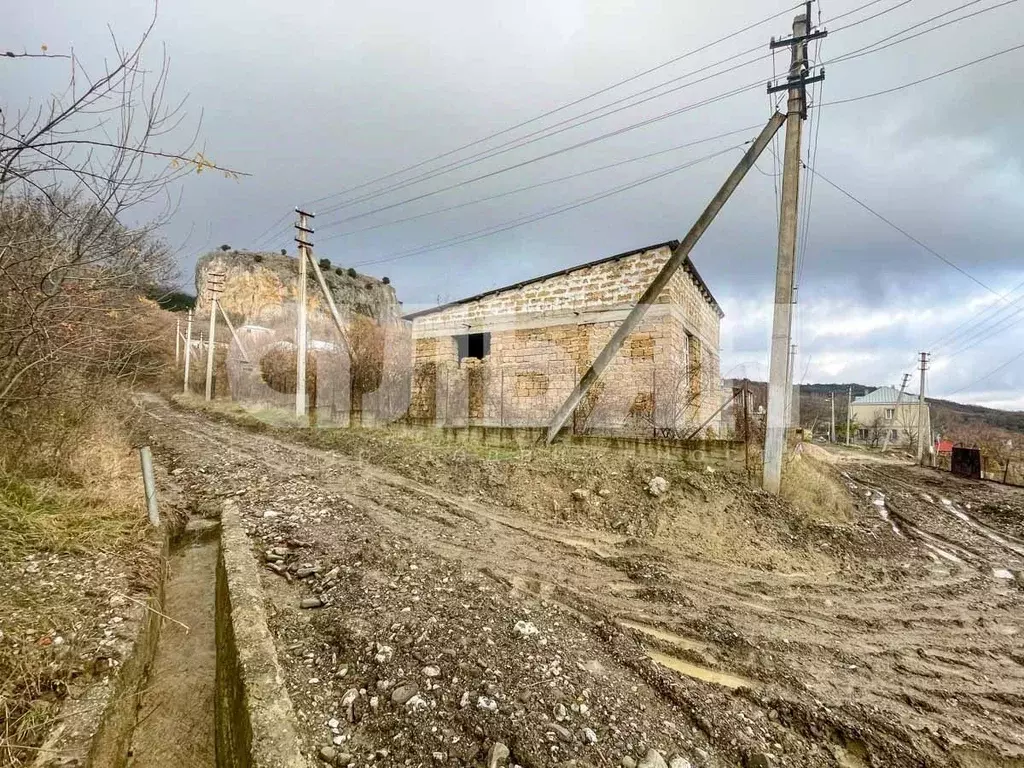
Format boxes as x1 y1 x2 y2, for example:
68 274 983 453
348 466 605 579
8 0 1024 408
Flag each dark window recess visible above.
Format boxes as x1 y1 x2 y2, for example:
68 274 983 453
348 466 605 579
456 332 490 361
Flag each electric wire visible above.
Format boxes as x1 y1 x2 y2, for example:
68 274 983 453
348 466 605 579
819 41 1024 106
301 1 807 210
346 143 744 269
316 50 773 221
804 164 998 295
318 124 760 243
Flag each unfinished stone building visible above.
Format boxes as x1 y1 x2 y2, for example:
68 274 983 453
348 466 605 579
406 241 723 437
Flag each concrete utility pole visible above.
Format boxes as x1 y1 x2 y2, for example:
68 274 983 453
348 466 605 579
762 4 826 493
205 271 225 401
845 385 852 446
294 209 315 418
786 342 797 427
183 309 194 394
544 111 786 444
175 316 181 367
830 392 835 443
917 352 929 464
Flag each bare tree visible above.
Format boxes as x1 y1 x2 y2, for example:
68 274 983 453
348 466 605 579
0 6 244 464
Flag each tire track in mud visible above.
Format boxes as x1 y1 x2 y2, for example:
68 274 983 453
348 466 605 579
850 464 1024 575
143 398 1024 766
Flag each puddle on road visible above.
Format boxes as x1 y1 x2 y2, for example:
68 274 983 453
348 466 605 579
647 649 759 690
833 739 870 768
619 619 713 655
871 493 903 536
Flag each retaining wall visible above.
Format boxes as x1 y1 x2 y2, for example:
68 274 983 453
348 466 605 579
389 420 745 467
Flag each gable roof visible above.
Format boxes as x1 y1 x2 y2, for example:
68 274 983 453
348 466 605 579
853 386 918 405
403 240 723 320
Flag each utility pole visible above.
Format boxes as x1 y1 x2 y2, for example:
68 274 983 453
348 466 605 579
917 352 929 464
183 309 194 394
175 316 181 367
294 209 315 418
762 3 826 493
830 392 835 443
786 342 797 427
845 385 852 446
205 271 225 401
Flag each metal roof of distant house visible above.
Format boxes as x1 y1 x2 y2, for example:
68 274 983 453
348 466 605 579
403 241 723 321
852 386 919 404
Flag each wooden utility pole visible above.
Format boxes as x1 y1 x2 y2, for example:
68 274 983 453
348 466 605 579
830 392 835 443
175 316 181 367
762 3 826 493
544 111 786 443
917 352 929 464
204 271 225 401
183 309 194 394
845 385 852 446
294 209 315 418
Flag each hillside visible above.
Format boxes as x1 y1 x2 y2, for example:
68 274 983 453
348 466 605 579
739 381 1024 440
194 250 401 324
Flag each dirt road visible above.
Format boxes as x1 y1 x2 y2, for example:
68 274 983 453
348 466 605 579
142 396 1024 768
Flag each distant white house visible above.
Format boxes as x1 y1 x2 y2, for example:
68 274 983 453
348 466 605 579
849 386 930 448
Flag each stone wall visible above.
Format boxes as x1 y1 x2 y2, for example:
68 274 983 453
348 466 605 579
409 245 723 436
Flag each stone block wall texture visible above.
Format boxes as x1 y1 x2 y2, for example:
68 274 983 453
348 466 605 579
409 245 723 435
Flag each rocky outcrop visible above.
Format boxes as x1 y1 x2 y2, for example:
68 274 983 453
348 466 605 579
195 251 400 324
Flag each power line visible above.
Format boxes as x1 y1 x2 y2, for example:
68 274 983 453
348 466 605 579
315 80 763 232
826 0 1018 66
250 212 292 250
819 41 1024 106
304 0 910 220
317 124 760 243
348 143 745 269
316 51 771 220
301 1 806 210
942 299 1024 359
946 347 1024 396
926 276 1024 352
804 164 999 295
310 3 1012 240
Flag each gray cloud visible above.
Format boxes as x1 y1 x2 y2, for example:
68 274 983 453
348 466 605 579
8 0 1024 405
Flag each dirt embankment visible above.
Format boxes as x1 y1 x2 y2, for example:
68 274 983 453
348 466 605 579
147 396 1024 768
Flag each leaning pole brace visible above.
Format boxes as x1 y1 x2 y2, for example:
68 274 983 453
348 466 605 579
544 111 787 444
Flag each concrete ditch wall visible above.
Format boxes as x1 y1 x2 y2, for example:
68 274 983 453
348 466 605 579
216 500 309 768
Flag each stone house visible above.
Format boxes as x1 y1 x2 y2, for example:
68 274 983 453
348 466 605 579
849 386 931 447
405 241 723 437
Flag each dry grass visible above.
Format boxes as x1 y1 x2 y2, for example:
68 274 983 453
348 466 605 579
0 410 147 561
780 453 855 524
0 407 156 766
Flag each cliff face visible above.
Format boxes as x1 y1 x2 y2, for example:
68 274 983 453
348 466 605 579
194 251 400 324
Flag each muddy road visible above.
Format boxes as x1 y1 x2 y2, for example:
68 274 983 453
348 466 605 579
142 396 1024 768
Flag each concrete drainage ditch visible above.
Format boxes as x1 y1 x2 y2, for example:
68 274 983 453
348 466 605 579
31 502 308 768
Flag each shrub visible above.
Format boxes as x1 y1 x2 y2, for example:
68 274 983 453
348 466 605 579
319 258 331 270
382 276 390 285
253 254 263 263
347 267 357 277
335 267 344 275
219 244 231 251
279 248 286 256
